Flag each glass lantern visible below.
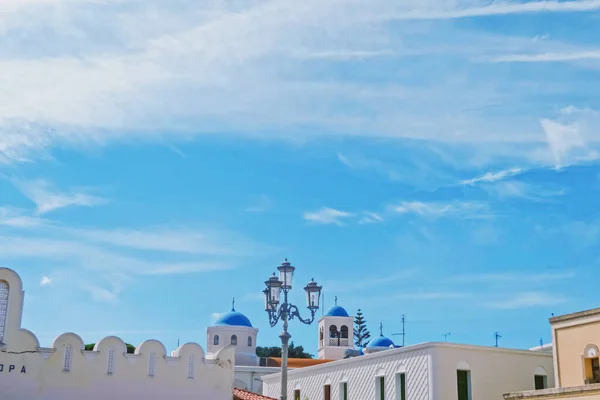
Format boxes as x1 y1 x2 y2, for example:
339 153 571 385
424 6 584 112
277 258 295 289
265 273 282 309
304 278 322 310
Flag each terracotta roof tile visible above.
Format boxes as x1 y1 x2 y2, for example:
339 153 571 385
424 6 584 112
265 357 335 368
233 388 277 400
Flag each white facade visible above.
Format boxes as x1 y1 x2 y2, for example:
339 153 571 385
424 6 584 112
0 267 235 400
208 324 259 366
317 314 354 361
262 342 555 400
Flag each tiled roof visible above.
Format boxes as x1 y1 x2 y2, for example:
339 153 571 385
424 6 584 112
265 357 334 368
233 388 277 400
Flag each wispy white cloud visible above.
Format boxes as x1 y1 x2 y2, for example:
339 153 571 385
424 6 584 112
390 0 600 21
40 275 52 286
482 180 566 201
485 50 600 63
324 270 418 294
0 207 47 227
11 178 108 214
393 291 469 300
304 207 354 226
452 271 575 284
460 168 523 185
487 291 569 309
1 0 598 166
390 201 491 219
83 283 120 304
210 312 223 324
358 211 384 225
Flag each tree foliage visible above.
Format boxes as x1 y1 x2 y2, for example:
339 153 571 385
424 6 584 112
85 343 136 354
354 308 371 348
256 342 313 359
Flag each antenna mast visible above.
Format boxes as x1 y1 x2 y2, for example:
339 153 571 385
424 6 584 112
391 314 406 347
495 331 502 347
443 332 451 342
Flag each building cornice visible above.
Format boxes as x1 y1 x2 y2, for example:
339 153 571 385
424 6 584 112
549 307 600 325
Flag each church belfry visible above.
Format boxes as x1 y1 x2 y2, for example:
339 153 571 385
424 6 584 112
317 298 354 360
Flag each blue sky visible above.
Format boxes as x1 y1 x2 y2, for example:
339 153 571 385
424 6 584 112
0 0 599 356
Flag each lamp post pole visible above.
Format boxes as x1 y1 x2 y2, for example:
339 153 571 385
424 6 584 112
264 259 322 400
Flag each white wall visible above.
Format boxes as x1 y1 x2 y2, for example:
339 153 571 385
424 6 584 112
0 267 236 400
263 343 555 400
207 325 258 366
264 344 431 400
431 344 555 400
234 365 281 394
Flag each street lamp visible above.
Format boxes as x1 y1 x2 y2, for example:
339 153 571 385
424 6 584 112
263 258 322 400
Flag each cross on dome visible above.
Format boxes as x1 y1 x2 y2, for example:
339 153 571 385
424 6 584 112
380 321 383 336
334 296 338 306
232 297 235 312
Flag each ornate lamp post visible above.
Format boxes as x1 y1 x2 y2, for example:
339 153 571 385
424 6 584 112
263 258 322 400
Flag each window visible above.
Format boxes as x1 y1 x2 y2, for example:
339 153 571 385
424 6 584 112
341 325 349 339
231 335 238 345
214 335 219 346
339 382 348 400
107 349 116 375
534 374 547 390
376 376 385 400
395 373 406 400
586 358 600 384
148 352 156 377
187 354 195 379
294 389 301 400
457 370 471 400
329 325 338 338
63 344 73 372
248 336 252 347
0 280 9 343
324 384 331 400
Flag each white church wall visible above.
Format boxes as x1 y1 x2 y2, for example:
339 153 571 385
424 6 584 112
263 344 431 400
0 267 236 400
234 365 281 394
263 343 555 400
207 325 258 366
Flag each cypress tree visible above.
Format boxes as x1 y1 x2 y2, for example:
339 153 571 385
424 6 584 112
354 308 371 348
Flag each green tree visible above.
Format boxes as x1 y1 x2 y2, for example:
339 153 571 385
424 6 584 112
256 341 313 358
354 308 371 348
85 343 136 354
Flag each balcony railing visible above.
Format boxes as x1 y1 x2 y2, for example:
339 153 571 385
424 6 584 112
328 338 349 347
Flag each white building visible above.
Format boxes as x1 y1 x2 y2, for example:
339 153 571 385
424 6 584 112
263 339 555 400
0 267 236 400
318 301 354 361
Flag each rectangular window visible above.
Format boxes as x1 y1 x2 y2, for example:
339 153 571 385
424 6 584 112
63 344 73 372
107 349 115 375
395 373 406 400
324 384 331 400
457 370 471 400
294 389 301 400
187 354 195 379
0 281 9 343
534 375 547 390
376 376 385 400
148 353 156 377
339 382 348 400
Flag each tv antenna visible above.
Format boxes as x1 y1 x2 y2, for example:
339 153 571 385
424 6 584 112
443 332 451 342
495 331 502 347
391 314 406 347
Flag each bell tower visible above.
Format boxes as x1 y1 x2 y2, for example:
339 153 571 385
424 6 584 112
317 297 354 360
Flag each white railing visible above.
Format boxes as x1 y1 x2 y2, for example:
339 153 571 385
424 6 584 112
328 338 349 347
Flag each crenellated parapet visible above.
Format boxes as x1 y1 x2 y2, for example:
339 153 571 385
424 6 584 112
0 267 235 400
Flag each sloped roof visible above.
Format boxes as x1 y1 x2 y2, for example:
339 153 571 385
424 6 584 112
265 357 334 368
234 388 277 400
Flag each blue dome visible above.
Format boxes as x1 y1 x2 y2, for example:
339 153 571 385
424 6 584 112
367 336 395 348
214 311 253 328
325 305 349 317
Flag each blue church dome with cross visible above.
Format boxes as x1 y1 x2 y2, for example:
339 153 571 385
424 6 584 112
324 296 350 317
367 336 395 348
213 299 253 328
